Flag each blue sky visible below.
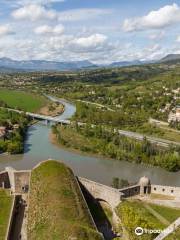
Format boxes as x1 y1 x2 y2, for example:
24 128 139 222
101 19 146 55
0 0 180 63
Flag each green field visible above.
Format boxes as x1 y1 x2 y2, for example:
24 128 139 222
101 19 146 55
148 204 180 223
0 89 47 112
27 161 103 240
0 189 13 240
116 200 180 240
164 228 180 239
117 200 165 240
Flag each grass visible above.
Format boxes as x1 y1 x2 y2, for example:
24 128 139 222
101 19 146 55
148 204 180 223
150 193 175 200
0 89 47 112
27 160 103 240
116 200 180 240
0 189 13 240
164 228 180 239
116 200 166 240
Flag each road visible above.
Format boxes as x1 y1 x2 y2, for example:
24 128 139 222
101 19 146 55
2 103 180 148
77 99 115 112
118 129 180 148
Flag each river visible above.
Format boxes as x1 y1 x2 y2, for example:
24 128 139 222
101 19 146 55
0 97 179 186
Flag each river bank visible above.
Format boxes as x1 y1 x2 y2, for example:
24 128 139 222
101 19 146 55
50 124 180 172
49 131 111 160
39 101 65 117
0 97 180 187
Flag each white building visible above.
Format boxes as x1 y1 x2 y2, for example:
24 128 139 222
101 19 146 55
168 106 180 123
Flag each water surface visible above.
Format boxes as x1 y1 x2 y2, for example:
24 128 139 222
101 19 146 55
0 98 179 186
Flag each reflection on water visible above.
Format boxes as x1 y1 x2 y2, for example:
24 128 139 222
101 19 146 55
0 98 180 186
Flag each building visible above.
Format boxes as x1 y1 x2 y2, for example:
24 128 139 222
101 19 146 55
168 106 180 123
0 126 6 139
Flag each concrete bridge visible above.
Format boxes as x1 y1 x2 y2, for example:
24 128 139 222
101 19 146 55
3 107 71 125
78 177 123 208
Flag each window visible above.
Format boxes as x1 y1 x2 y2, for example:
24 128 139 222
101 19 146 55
154 187 156 191
171 190 174 193
162 189 165 192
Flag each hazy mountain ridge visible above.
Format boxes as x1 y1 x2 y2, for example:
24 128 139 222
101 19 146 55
0 54 179 72
160 54 180 63
0 58 97 71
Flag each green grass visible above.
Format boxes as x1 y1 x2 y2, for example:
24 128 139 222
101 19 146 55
27 160 103 240
0 189 13 240
164 228 180 239
148 204 180 223
116 200 166 240
0 89 47 112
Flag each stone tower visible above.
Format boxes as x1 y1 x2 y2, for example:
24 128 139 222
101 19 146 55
138 176 151 195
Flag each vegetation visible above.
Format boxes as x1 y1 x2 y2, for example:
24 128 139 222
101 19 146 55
27 161 103 240
111 178 129 189
117 200 169 240
116 200 180 240
0 189 12 240
148 204 180 223
0 109 29 154
0 89 47 112
52 124 180 172
164 228 180 240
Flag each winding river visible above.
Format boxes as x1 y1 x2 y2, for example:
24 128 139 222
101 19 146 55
0 97 179 186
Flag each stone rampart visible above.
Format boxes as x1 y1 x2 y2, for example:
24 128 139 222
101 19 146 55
78 177 123 208
151 184 180 199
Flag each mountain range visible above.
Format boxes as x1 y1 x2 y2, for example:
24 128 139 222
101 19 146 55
0 54 179 72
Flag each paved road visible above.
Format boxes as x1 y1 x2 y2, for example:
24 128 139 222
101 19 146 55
2 106 180 148
77 99 115 112
118 129 180 148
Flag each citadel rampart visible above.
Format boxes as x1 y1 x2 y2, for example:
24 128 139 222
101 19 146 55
0 166 180 240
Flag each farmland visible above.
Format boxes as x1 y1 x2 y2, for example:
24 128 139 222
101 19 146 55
0 89 47 112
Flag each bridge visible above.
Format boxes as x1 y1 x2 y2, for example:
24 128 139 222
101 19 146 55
3 107 180 148
3 107 71 125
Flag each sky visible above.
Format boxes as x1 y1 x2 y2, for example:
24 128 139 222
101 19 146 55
0 0 180 63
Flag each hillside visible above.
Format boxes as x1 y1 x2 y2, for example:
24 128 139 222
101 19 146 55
160 54 180 63
0 58 96 71
27 161 103 240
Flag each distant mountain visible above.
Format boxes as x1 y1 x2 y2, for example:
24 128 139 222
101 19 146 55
108 60 143 67
160 54 180 63
0 58 97 72
0 56 170 73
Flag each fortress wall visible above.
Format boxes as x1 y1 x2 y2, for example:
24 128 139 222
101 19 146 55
0 171 10 188
78 177 122 208
120 185 140 198
74 177 100 234
151 184 180 198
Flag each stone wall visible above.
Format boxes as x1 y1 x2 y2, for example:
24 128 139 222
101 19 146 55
120 185 140 198
78 177 123 208
0 171 10 188
151 184 180 198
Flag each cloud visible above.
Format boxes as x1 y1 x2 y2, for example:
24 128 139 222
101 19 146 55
22 0 65 3
12 4 57 21
149 30 165 40
71 34 107 49
7 0 65 6
123 3 180 32
34 24 64 35
0 25 13 36
176 35 180 42
58 8 112 21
